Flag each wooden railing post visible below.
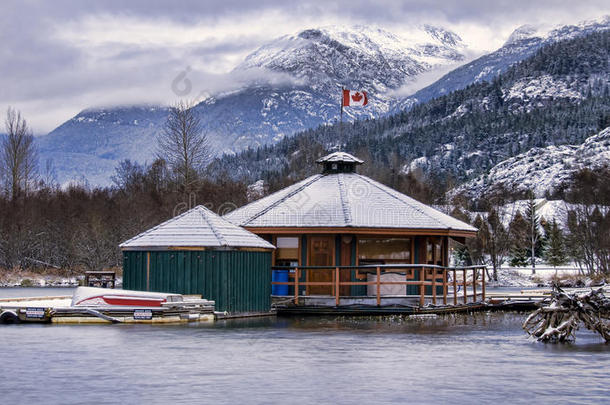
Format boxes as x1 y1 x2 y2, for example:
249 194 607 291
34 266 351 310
463 269 467 304
442 269 447 306
376 266 381 306
452 269 457 306
419 267 425 307
481 267 486 301
432 269 437 305
335 267 340 306
472 268 477 302
281 264 488 309
294 267 299 305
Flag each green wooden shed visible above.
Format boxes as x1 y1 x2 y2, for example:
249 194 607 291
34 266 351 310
119 205 275 314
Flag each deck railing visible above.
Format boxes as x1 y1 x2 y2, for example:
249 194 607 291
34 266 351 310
271 264 487 307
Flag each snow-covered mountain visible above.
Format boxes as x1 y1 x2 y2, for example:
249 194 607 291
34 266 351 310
195 25 466 153
36 18 610 187
451 127 610 200
217 26 610 197
392 16 610 112
38 25 467 186
37 106 169 186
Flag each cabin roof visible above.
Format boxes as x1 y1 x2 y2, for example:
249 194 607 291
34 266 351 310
224 172 477 233
119 205 275 250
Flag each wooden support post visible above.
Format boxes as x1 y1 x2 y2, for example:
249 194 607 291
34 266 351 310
481 267 486 301
295 268 299 305
419 267 425 307
335 267 340 306
473 268 477 302
376 266 381 307
442 270 447 306
452 269 457 306
432 269 437 305
463 269 467 304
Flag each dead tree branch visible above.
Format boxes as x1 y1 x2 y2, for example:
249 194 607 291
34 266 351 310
523 286 610 342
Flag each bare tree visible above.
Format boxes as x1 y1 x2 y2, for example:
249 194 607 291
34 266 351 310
480 208 511 281
157 100 210 196
563 167 610 276
1 107 38 200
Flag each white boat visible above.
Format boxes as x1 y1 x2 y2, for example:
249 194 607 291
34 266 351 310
71 287 182 307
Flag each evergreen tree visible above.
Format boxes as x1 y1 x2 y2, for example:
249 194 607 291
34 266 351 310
509 211 530 267
510 246 530 267
545 219 568 272
524 192 542 274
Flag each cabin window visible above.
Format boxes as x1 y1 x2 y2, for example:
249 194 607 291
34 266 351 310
358 238 412 263
275 236 299 263
426 237 444 266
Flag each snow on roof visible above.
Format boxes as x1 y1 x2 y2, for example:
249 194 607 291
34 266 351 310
316 151 364 164
120 205 275 250
224 173 477 233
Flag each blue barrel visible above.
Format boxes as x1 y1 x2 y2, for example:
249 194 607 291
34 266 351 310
272 270 289 295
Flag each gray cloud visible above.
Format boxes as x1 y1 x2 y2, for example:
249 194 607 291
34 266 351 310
1 0 608 133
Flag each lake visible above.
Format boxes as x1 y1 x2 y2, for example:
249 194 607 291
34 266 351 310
1 288 609 404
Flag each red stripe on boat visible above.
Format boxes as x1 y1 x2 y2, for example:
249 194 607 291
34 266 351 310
75 295 166 307
103 297 165 307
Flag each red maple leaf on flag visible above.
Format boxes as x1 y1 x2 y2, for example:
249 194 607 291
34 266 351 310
342 89 368 106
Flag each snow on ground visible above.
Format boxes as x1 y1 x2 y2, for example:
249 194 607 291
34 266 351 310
489 267 538 287
0 273 123 288
488 264 584 287
0 298 72 308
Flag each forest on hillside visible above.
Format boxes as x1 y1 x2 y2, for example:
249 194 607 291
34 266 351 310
211 30 610 198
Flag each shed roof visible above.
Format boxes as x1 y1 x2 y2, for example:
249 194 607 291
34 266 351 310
224 173 477 234
120 205 275 250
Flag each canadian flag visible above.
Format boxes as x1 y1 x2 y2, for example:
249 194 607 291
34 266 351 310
342 89 368 107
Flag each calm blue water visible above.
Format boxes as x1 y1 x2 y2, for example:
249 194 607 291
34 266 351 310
1 288 609 404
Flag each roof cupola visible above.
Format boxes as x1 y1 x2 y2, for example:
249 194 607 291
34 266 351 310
315 152 364 174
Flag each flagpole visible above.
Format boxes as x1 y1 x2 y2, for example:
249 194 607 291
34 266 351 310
340 87 343 139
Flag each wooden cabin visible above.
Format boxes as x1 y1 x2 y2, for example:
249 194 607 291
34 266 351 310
224 152 484 308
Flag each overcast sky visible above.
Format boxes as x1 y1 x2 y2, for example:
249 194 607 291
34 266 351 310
1 0 609 133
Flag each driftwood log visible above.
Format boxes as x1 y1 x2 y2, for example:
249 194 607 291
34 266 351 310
523 286 610 342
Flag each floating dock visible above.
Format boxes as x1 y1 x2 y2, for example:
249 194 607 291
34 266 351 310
0 287 215 324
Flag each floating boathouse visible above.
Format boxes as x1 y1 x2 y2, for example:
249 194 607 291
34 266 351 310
120 206 275 314
224 152 485 312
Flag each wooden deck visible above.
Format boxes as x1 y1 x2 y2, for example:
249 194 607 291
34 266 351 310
271 264 486 307
271 264 488 315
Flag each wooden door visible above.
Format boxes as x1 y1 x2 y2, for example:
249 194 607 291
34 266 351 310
339 236 352 296
308 236 334 295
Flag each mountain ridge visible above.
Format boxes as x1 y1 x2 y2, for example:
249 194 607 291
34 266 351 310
36 24 469 185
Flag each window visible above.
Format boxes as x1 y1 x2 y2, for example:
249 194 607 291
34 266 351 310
276 237 299 261
358 238 411 262
426 237 444 265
